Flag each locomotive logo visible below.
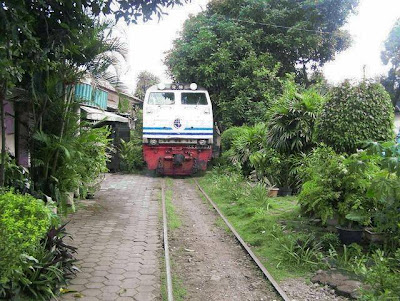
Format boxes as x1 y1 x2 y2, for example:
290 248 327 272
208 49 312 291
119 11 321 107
173 118 182 129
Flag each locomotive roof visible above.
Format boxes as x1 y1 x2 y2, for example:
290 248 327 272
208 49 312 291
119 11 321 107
147 83 207 91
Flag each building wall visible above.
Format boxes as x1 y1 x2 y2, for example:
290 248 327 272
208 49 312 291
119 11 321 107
75 83 108 109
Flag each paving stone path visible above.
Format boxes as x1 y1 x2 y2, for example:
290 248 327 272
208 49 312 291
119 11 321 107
59 174 161 301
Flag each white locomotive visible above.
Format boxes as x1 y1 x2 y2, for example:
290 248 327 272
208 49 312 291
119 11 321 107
142 83 214 175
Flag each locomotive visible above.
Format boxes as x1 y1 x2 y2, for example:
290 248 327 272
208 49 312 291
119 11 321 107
142 83 214 175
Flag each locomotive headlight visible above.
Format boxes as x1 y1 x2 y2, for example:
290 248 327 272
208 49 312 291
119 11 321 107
198 139 207 146
157 83 166 90
149 139 158 146
190 83 198 90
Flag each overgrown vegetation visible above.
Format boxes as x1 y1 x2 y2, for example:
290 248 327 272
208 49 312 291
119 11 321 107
0 0 184 299
120 110 145 172
0 191 77 300
198 170 400 298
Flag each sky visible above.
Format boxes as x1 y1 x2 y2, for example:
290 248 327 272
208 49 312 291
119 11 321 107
118 0 400 92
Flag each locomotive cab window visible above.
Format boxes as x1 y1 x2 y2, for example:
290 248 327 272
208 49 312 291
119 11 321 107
148 92 175 105
181 92 208 105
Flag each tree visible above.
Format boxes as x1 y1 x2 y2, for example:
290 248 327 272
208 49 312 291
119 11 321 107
381 18 400 107
316 81 394 153
166 14 281 128
134 71 160 100
166 0 358 128
206 0 358 82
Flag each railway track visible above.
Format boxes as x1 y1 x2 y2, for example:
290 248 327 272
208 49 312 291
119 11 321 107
161 178 290 301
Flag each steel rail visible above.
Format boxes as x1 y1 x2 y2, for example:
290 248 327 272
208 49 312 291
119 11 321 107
194 179 291 301
162 181 174 301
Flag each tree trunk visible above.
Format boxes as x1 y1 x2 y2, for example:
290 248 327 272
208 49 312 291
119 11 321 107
0 81 7 187
51 84 73 176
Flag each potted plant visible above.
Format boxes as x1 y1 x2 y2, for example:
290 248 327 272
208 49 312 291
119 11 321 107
336 210 368 245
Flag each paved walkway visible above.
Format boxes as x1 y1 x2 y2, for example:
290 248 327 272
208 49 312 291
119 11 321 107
60 174 161 301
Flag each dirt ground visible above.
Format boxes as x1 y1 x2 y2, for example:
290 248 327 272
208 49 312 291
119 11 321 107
168 178 280 301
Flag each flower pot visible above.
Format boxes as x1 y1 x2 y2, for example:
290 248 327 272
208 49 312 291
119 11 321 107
278 187 292 196
336 226 363 245
268 188 279 197
364 228 386 243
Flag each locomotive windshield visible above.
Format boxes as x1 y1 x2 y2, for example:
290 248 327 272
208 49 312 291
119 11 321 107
181 92 208 105
148 92 175 105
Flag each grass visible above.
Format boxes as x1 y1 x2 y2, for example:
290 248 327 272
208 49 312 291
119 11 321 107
160 257 187 301
160 178 186 300
165 178 182 230
197 170 326 281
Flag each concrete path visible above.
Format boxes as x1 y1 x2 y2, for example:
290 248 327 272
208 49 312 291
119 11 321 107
59 174 161 301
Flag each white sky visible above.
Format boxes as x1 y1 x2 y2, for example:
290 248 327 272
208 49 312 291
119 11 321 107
118 0 400 93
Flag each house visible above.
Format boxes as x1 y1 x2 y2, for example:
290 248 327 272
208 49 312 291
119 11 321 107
75 78 143 171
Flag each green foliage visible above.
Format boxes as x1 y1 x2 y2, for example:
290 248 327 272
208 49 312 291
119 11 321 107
220 126 249 152
358 249 400 300
381 18 400 106
266 75 325 154
249 147 282 186
166 13 281 128
316 81 394 153
134 71 160 100
226 124 267 175
270 231 325 269
363 142 400 242
4 154 31 193
0 191 54 296
319 233 340 251
298 145 378 225
118 97 131 113
33 119 111 202
120 135 145 172
120 110 145 172
166 0 357 127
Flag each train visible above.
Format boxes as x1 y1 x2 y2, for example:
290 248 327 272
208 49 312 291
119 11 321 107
142 83 214 175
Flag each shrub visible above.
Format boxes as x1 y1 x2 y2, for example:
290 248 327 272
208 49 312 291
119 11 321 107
316 81 394 153
227 123 267 175
266 75 324 154
120 133 145 172
365 142 400 243
120 109 145 173
358 249 400 300
0 191 53 296
221 126 249 152
298 146 379 225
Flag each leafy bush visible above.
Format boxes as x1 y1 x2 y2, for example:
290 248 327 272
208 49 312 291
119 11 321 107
298 146 378 225
249 147 282 186
364 142 400 242
226 123 267 175
0 191 77 300
120 134 145 172
266 75 324 154
358 249 400 300
120 110 145 172
0 191 53 297
33 121 111 203
316 81 394 153
319 233 340 251
221 126 249 152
